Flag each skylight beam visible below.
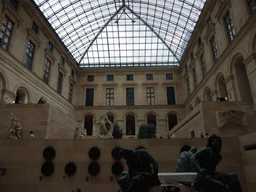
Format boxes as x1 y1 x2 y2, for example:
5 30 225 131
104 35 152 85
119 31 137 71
125 4 180 63
78 6 124 64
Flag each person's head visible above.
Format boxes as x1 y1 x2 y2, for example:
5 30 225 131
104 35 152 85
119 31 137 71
119 147 134 160
207 134 222 153
180 145 191 154
30 131 33 134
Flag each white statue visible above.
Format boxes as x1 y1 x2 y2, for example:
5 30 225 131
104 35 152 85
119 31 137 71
94 111 114 139
74 123 80 139
80 128 87 139
9 113 22 139
3 97 11 104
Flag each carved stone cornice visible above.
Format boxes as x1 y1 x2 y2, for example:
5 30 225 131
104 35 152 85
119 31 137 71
121 83 138 90
2 89 16 97
142 82 158 89
69 76 77 86
82 84 98 90
210 90 218 96
161 82 178 87
215 0 231 23
2 0 24 29
223 75 234 84
58 63 67 77
45 49 56 65
203 24 215 45
27 29 42 50
243 53 256 66
195 43 204 57
102 83 118 89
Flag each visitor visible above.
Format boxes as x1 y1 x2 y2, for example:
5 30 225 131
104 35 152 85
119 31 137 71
29 131 35 139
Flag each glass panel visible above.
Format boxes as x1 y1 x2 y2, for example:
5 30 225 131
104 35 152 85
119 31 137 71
34 0 206 67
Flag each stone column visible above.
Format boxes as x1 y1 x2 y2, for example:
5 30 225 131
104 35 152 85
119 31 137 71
243 54 256 106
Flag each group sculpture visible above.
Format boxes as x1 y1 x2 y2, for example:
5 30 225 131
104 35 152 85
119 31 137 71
8 113 22 139
74 111 114 139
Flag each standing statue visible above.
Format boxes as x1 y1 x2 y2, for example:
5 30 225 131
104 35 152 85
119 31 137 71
93 111 114 139
118 147 161 192
80 128 87 139
190 134 242 192
9 113 22 139
74 123 81 139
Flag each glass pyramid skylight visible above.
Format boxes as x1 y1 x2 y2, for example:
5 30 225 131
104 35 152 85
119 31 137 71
33 0 206 68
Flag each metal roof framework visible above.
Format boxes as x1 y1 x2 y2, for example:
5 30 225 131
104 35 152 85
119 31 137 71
33 0 206 68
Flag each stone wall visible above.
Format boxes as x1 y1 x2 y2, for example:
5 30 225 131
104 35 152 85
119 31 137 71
0 137 248 192
0 104 76 139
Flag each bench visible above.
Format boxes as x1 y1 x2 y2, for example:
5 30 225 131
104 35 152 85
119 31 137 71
150 172 197 192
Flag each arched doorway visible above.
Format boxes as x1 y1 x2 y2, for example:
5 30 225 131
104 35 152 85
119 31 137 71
84 115 93 136
195 97 201 107
15 89 27 104
126 114 135 135
147 114 156 126
205 88 212 102
217 75 228 100
107 114 114 130
235 60 253 102
168 113 177 131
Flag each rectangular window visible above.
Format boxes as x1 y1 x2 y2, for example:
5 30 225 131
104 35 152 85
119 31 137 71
187 78 190 96
126 88 134 105
106 88 114 106
210 36 218 62
60 57 65 65
48 42 53 52
207 18 212 27
146 74 153 80
146 87 155 105
86 89 94 106
71 69 74 77
107 75 114 81
167 87 175 105
87 75 94 81
248 0 256 14
193 68 197 88
57 72 63 94
224 12 235 42
0 17 13 50
24 40 35 70
32 22 38 34
200 55 206 77
127 74 133 81
43 59 51 84
166 73 173 80
69 84 73 103
9 0 18 10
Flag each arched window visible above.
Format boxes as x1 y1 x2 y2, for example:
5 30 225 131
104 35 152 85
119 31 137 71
235 60 253 102
84 115 93 136
195 97 201 107
126 115 135 135
15 89 26 104
217 75 228 100
205 88 212 102
168 113 177 131
147 114 156 126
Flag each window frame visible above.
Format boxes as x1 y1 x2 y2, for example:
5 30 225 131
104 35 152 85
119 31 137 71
68 83 73 103
146 87 155 105
107 75 114 81
86 88 94 106
106 88 114 106
87 75 94 82
146 74 153 80
127 74 133 81
57 72 63 94
0 16 14 50
43 59 51 84
167 87 176 105
126 87 134 106
224 11 235 42
210 36 218 62
24 40 35 70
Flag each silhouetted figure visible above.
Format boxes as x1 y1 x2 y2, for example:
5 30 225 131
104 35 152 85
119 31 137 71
191 134 242 192
118 147 161 192
38 97 45 104
29 131 35 139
